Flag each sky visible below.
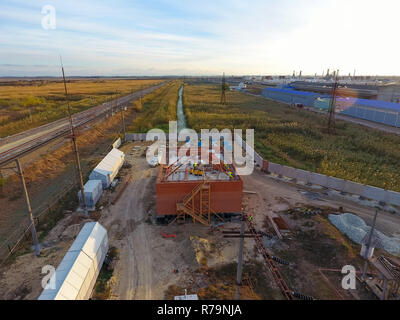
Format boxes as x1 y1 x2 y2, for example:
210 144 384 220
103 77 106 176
0 0 400 76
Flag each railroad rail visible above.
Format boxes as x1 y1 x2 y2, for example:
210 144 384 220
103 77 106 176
0 82 167 167
242 212 294 300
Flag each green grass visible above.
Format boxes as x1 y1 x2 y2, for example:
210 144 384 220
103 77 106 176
127 80 182 133
183 82 400 191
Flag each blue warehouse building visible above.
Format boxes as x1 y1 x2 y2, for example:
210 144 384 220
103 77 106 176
262 87 321 107
314 97 400 128
261 86 400 128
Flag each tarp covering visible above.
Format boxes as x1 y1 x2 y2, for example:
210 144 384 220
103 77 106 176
38 222 109 300
89 148 125 188
329 213 400 256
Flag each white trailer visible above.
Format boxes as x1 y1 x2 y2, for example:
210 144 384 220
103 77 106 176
38 222 109 300
89 148 125 188
78 180 103 210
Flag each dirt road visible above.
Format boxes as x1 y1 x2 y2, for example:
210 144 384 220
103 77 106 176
100 146 156 299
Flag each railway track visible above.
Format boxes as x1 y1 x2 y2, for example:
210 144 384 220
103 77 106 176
0 82 167 167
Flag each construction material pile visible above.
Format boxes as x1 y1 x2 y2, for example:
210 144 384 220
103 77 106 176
328 213 400 256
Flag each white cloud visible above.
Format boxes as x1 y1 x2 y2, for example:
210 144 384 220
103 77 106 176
0 0 399 76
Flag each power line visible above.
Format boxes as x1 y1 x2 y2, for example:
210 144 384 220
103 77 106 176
60 56 87 215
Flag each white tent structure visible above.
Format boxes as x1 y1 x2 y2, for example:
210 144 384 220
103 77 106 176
78 180 103 210
89 148 125 188
38 222 109 300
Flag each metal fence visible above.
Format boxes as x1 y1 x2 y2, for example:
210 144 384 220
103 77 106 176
0 182 76 264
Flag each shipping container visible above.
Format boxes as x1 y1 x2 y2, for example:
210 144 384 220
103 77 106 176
38 222 109 300
78 180 103 210
89 148 125 188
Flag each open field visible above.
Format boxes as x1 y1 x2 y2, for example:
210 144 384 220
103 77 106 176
128 80 182 133
183 82 400 192
0 79 163 137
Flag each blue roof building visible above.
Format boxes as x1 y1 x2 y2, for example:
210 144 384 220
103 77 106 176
262 87 321 107
336 97 400 127
313 97 400 128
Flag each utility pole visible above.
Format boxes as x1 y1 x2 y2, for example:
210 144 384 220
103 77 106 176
220 72 226 105
16 159 40 256
115 91 118 113
120 104 126 142
327 70 339 134
235 216 245 300
362 209 379 282
60 59 87 214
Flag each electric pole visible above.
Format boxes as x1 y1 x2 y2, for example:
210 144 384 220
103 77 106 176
362 209 379 282
121 104 126 142
220 72 226 105
235 216 245 300
327 70 339 134
16 159 40 256
60 59 87 214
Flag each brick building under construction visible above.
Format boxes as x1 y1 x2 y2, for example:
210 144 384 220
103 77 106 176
156 143 243 225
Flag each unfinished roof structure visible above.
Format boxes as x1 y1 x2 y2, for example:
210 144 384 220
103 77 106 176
156 142 243 226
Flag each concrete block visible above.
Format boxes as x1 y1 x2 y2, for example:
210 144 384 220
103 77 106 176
342 181 365 195
268 162 282 175
326 176 346 191
385 190 400 207
295 169 312 183
362 185 386 202
309 172 328 187
281 166 297 179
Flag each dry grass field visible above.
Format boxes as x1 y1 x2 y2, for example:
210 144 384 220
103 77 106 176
0 79 163 137
128 80 182 133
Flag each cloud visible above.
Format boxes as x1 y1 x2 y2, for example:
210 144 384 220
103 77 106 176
0 0 399 76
